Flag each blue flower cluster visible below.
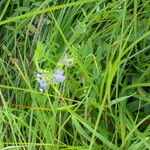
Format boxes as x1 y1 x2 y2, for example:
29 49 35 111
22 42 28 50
35 53 74 92
36 69 66 92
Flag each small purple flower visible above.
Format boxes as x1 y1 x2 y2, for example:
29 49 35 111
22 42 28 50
53 69 66 83
36 72 47 92
36 72 42 78
38 78 47 92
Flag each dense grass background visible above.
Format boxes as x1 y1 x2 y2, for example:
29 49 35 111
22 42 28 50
0 0 150 149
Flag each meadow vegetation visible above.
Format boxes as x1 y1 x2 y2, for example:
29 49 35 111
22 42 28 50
0 0 150 149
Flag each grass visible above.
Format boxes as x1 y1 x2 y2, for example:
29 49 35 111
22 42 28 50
0 0 150 149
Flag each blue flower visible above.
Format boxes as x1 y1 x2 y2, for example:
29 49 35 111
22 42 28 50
36 71 47 92
53 69 66 83
36 72 42 77
39 78 47 92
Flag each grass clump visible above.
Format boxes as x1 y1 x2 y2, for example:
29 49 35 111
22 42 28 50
0 0 150 149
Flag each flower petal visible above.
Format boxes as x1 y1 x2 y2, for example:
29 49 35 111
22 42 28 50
38 78 47 92
54 69 64 75
36 72 42 77
53 75 66 83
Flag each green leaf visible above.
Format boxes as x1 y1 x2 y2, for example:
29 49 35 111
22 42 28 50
72 115 91 142
33 41 45 62
81 40 93 57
